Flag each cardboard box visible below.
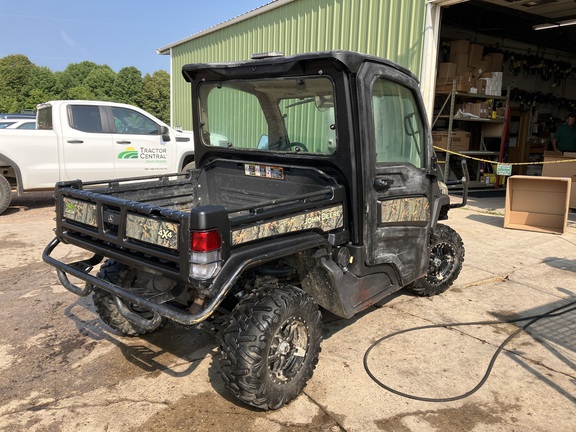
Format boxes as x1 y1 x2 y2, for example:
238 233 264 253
436 78 471 93
460 102 489 118
481 55 493 73
450 52 469 71
474 78 487 94
432 130 471 151
450 39 470 54
486 53 504 71
504 176 571 234
471 61 490 79
542 153 576 208
437 62 458 82
483 122 504 137
467 44 484 68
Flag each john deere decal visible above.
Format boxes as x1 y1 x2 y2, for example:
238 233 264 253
118 147 138 159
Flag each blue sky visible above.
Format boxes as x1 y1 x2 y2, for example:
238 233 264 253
0 0 270 75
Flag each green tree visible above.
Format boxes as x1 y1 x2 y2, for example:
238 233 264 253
140 70 170 123
66 86 96 100
112 66 144 105
84 65 116 100
55 61 98 99
0 54 34 112
20 65 58 109
0 54 171 117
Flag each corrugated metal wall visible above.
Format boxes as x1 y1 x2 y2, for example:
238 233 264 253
170 0 427 129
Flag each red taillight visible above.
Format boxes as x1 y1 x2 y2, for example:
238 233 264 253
191 230 221 252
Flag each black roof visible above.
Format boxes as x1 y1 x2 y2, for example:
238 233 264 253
182 50 417 83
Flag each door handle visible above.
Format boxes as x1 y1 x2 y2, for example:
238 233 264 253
116 140 131 144
67 140 83 144
373 177 392 190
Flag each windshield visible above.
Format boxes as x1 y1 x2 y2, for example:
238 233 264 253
198 76 337 155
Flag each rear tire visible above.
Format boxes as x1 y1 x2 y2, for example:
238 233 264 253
219 283 323 410
408 223 464 296
0 175 12 215
90 260 164 336
181 161 195 173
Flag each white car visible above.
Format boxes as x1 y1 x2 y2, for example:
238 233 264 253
0 119 36 129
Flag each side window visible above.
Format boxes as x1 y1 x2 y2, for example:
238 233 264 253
69 105 103 133
18 122 36 129
111 107 159 135
372 78 424 167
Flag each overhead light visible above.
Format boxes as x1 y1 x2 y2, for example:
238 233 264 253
533 23 559 30
559 19 576 27
533 18 576 30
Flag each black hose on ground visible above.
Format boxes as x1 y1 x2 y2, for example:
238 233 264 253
363 299 576 402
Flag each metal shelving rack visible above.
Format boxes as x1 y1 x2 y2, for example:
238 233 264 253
433 80 510 187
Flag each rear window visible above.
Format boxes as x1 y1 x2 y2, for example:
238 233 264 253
36 106 53 130
198 76 337 155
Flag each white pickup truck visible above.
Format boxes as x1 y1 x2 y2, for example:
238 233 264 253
0 100 196 215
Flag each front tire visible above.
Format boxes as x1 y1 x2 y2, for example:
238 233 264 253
219 283 323 410
408 223 464 296
90 260 164 336
0 175 12 215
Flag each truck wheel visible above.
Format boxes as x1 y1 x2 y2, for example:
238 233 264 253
181 161 195 172
219 283 323 410
408 224 464 297
91 260 165 336
0 175 12 215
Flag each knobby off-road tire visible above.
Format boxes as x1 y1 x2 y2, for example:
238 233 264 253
219 283 323 410
408 223 464 297
0 175 11 215
90 260 164 336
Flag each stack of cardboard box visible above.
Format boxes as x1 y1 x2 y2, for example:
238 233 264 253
436 40 504 96
431 130 471 151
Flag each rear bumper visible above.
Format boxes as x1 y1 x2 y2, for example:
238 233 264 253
43 232 330 326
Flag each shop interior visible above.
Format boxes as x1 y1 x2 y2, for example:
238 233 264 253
433 0 576 191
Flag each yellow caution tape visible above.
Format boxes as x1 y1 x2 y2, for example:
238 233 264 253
434 146 576 166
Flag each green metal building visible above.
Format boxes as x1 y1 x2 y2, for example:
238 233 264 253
157 0 452 129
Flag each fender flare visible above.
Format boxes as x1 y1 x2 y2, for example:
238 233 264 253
178 151 195 171
0 152 24 195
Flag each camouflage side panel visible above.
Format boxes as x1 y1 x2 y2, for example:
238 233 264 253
232 205 343 245
126 214 179 250
380 197 430 224
63 198 97 227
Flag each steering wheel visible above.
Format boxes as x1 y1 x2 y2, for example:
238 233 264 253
288 142 309 153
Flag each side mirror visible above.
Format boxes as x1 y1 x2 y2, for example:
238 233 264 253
160 125 171 142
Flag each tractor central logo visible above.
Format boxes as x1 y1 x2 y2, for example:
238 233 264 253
117 146 167 163
118 146 138 159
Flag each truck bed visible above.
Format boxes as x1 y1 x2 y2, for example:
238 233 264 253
54 158 345 284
